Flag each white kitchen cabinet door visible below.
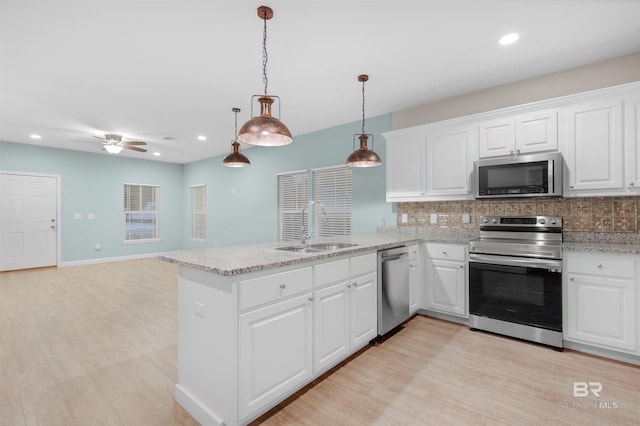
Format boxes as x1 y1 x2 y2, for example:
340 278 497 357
566 274 636 352
385 135 426 201
562 98 624 194
478 117 515 158
425 125 476 198
409 259 420 314
239 293 313 421
624 94 640 191
313 281 350 373
350 272 377 349
515 109 558 154
425 259 467 317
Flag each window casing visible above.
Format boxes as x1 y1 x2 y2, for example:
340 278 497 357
123 183 159 243
191 184 206 242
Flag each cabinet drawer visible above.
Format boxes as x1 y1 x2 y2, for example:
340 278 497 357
426 243 466 261
314 259 349 288
566 252 635 278
240 267 313 311
350 253 377 277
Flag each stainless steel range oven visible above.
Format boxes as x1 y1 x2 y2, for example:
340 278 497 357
468 216 563 350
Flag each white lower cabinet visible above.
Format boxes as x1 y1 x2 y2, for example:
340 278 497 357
313 254 377 374
408 244 421 314
565 251 638 354
239 293 313 420
424 243 467 318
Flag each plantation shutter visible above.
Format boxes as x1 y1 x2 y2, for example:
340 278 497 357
277 170 309 242
312 166 352 238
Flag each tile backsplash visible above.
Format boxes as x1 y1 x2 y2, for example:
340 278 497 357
397 197 640 233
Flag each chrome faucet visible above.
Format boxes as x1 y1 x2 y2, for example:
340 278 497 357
300 201 328 244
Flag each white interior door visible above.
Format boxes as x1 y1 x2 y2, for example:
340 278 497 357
0 173 58 271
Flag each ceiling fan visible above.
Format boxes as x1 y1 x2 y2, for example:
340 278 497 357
94 132 147 154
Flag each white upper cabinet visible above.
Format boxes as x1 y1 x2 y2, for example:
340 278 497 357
561 97 624 195
425 124 476 199
478 110 558 158
624 93 640 191
384 134 426 201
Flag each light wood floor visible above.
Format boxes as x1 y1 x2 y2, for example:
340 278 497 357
2 259 639 426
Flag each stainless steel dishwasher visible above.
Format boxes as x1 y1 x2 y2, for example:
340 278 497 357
377 246 410 336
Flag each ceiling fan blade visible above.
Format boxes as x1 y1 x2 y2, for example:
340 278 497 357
93 135 106 141
124 141 147 145
125 146 147 152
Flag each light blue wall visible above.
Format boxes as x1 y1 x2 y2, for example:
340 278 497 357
1 113 395 261
0 141 184 262
182 114 395 248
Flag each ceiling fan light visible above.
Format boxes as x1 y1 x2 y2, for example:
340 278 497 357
104 144 124 154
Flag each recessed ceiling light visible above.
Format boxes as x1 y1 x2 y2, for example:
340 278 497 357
197 135 207 141
153 152 161 156
30 134 42 139
499 32 519 46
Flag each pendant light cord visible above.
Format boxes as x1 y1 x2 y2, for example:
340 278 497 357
262 11 269 95
361 78 366 135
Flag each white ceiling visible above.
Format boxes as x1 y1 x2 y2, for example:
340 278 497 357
2 0 640 164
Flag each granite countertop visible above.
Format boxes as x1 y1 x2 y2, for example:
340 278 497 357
159 229 640 277
159 233 423 276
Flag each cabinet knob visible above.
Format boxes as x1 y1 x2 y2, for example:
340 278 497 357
569 277 574 281
516 149 520 154
347 284 352 288
353 281 358 287
630 182 635 187
569 185 574 189
459 265 464 268
442 251 447 255
510 150 514 154
597 264 602 269
308 297 314 302
279 284 286 289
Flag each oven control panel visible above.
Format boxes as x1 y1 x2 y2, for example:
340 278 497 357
480 215 562 228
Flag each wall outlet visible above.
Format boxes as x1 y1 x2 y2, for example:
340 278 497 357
95 243 101 251
401 213 408 224
462 213 471 224
430 213 438 224
194 302 206 318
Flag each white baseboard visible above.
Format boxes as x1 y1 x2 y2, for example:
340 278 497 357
60 251 167 267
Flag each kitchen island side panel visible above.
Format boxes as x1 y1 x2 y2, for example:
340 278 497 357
177 266 239 426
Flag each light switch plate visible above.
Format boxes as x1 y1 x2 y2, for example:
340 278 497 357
430 213 438 224
462 213 471 224
88 213 96 220
401 213 408 224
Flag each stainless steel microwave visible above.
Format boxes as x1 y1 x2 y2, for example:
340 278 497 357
474 152 563 199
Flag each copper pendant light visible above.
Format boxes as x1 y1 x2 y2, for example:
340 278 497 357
346 74 381 167
237 6 293 147
223 107 251 167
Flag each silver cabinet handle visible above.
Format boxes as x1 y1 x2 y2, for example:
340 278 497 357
569 277 574 281
279 284 286 289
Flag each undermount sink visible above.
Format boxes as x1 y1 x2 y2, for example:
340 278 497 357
275 242 358 253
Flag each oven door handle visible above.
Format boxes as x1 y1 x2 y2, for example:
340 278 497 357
469 253 562 271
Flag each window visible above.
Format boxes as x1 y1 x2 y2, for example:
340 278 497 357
123 183 159 242
191 184 206 241
277 170 308 242
312 166 352 238
277 166 353 242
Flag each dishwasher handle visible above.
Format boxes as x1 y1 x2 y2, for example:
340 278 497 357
380 252 408 262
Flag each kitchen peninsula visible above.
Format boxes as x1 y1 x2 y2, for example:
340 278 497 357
159 233 427 426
